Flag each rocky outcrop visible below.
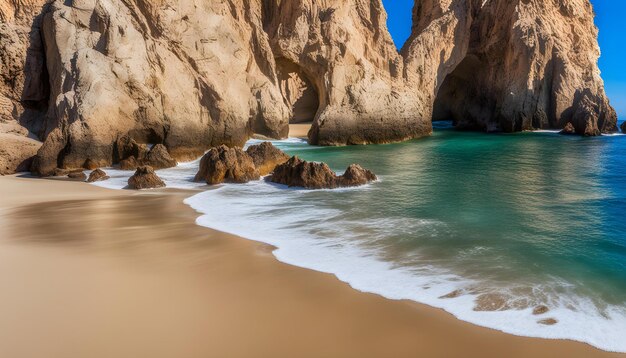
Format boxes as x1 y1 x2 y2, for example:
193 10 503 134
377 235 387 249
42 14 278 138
560 123 576 135
263 0 430 145
115 140 176 171
14 0 290 176
270 156 377 189
194 145 260 185
621 122 626 134
87 168 109 183
127 166 165 190
0 0 616 176
421 0 616 135
246 142 290 176
339 164 378 187
144 144 177 170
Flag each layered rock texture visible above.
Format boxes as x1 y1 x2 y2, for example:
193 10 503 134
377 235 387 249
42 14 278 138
0 0 617 175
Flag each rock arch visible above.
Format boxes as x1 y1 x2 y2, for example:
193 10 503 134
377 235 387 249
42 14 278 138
275 58 320 124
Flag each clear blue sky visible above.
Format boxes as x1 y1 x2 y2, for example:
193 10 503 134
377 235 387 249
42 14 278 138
381 0 626 118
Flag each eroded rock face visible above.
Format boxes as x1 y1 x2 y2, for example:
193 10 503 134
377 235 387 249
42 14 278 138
22 0 290 176
422 0 616 134
194 145 260 185
270 156 377 189
264 0 430 145
246 142 290 176
0 0 616 175
128 166 165 190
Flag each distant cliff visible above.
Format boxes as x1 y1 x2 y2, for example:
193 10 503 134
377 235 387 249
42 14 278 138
0 0 616 175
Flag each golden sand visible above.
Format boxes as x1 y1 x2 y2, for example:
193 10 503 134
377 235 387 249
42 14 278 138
0 175 622 358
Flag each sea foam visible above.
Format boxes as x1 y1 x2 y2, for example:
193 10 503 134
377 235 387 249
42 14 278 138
91 137 626 353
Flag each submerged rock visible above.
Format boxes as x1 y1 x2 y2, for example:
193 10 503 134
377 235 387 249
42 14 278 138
194 145 259 185
246 142 290 176
339 164 378 187
127 166 165 190
144 144 177 170
559 123 577 135
87 169 110 183
270 156 376 189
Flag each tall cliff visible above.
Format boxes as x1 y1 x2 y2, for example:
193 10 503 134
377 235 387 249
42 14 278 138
0 0 617 175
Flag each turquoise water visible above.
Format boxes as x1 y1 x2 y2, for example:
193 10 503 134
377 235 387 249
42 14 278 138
97 123 626 351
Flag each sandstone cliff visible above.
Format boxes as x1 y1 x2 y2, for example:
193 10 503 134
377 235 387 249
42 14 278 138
0 0 617 175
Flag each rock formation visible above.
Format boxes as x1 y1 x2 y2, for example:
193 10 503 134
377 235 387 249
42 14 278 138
194 145 260 185
0 0 616 176
246 142 290 176
128 166 165 189
560 122 577 135
270 156 377 189
67 170 86 181
144 144 177 170
0 131 41 174
87 168 109 183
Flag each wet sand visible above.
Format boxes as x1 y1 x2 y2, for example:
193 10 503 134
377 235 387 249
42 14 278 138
0 175 623 358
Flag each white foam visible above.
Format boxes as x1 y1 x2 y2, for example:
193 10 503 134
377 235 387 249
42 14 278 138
183 179 626 353
90 138 626 353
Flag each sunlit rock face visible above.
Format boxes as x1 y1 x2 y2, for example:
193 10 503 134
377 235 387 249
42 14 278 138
0 0 616 175
414 0 617 135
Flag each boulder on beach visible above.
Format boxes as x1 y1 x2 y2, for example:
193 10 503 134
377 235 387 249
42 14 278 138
67 171 87 181
87 169 110 183
127 166 166 190
246 142 290 176
144 144 177 170
270 156 377 189
194 145 259 185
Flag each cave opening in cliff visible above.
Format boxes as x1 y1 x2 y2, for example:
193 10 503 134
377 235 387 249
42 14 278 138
432 55 486 129
275 58 320 126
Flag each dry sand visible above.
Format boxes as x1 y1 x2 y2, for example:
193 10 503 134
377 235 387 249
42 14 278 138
0 175 623 358
289 122 312 139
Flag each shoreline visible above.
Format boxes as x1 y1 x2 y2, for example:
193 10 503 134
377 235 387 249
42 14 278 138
0 175 624 357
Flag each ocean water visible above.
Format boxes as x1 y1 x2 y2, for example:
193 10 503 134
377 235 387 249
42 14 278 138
95 123 626 352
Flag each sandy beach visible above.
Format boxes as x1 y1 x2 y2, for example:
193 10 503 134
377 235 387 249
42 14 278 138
0 175 623 358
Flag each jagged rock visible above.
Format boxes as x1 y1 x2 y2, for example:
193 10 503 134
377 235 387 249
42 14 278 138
87 169 109 183
127 166 165 190
194 145 259 185
0 133 41 175
144 144 177 170
560 123 577 135
246 142 290 176
621 121 626 134
67 171 86 181
339 164 378 187
270 156 376 189
119 156 141 171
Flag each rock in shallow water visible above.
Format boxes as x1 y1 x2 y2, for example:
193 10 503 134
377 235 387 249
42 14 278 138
144 144 178 170
67 171 87 181
87 169 110 183
127 166 165 190
194 145 259 185
559 122 577 135
270 156 377 189
246 142 290 176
